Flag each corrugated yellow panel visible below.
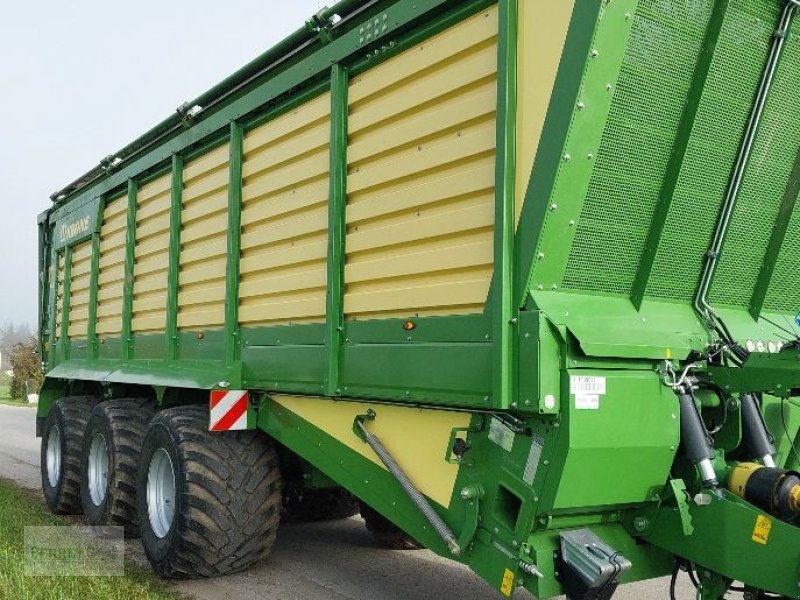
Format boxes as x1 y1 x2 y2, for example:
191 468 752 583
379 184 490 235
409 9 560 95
132 172 171 334
55 253 65 341
515 0 575 225
238 93 331 327
68 239 93 339
345 7 498 320
96 195 128 336
178 144 229 330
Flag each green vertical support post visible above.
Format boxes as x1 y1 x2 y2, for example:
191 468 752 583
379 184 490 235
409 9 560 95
48 246 59 369
166 154 183 362
630 0 730 308
325 64 349 397
87 231 102 359
225 122 244 366
61 246 73 362
121 179 138 360
492 0 517 409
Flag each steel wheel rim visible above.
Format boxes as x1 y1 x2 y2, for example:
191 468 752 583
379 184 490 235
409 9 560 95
87 433 109 506
146 448 176 539
46 426 61 488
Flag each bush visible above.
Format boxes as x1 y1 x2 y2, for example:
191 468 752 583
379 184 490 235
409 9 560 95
9 338 42 401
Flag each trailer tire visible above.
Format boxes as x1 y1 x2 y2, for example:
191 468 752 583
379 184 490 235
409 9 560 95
137 405 282 578
283 488 359 522
360 502 423 550
41 396 95 514
80 399 155 536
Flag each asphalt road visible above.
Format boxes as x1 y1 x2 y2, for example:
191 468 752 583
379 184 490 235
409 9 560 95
0 404 694 599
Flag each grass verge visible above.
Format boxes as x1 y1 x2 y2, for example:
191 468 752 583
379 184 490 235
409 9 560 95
0 478 183 600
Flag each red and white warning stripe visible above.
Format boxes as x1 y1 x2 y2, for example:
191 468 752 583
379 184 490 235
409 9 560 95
210 390 249 432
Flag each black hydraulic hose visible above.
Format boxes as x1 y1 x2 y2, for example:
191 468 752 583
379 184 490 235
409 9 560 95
740 393 777 466
678 390 719 487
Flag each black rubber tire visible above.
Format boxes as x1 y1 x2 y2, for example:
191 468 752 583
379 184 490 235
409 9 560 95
136 405 282 578
283 488 359 522
360 502 423 550
41 396 96 515
80 399 155 537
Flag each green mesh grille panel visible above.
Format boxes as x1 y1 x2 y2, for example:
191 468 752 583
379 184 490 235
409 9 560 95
561 0 800 314
712 6 800 307
647 0 775 301
562 0 713 294
766 182 800 312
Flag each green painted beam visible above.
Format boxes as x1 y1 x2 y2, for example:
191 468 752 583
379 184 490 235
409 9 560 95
121 179 138 360
631 0 730 309
512 1 602 307
166 155 183 361
491 0 518 409
324 64 348 397
46 244 59 369
749 145 800 318
225 122 244 366
86 231 102 359
60 246 73 362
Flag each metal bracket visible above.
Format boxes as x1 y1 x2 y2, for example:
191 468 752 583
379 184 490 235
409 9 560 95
457 485 483 550
444 417 484 465
306 11 336 44
353 408 376 441
669 479 695 536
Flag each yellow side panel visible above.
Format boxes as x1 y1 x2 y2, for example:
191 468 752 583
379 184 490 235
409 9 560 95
55 253 65 341
515 0 575 225
345 7 498 320
96 195 128 336
272 395 470 508
178 144 229 330
132 172 171 334
68 239 93 339
238 93 331 327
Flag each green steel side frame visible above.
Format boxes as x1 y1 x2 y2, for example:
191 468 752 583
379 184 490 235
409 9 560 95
631 0 730 309
513 1 603 306
324 64 349 397
492 0 518 409
225 122 244 366
47 0 460 225
47 244 59 369
166 154 183 362
121 179 138 360
87 231 101 359
60 246 73 362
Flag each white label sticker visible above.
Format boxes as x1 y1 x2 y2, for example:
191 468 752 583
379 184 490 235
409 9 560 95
575 393 600 410
488 418 515 452
570 376 606 395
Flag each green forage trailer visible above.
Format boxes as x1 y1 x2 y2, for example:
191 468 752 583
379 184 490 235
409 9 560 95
35 0 800 597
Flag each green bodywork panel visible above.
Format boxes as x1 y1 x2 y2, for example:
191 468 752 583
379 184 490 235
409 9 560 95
36 0 800 597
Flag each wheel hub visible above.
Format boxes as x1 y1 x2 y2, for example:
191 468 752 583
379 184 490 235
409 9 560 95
146 448 176 539
46 426 61 488
87 433 109 506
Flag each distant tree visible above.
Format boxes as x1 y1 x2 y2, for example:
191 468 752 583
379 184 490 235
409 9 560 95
9 337 42 400
0 322 33 369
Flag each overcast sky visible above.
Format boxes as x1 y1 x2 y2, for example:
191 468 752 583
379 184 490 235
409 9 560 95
0 0 326 329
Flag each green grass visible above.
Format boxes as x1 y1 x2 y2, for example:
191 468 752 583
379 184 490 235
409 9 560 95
0 478 184 600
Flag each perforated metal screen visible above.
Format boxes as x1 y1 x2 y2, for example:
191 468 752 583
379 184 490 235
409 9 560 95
562 0 713 295
561 0 800 315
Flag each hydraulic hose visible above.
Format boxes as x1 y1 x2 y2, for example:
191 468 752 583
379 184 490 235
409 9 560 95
740 394 777 467
678 390 719 487
695 0 797 337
